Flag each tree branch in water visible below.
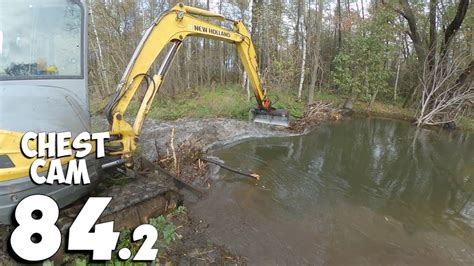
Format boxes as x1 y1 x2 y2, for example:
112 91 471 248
199 158 260 181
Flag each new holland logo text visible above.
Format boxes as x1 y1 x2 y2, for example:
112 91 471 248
194 25 231 37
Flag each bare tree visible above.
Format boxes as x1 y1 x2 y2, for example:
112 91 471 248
297 10 307 101
308 0 323 104
416 54 474 127
89 0 110 95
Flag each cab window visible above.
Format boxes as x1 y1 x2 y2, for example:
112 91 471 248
0 0 83 80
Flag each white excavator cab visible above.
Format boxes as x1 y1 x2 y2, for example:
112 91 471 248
0 0 97 224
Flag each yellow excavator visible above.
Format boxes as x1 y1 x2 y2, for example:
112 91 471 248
0 1 288 224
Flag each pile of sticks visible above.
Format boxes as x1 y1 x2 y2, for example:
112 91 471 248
290 101 343 133
155 128 260 190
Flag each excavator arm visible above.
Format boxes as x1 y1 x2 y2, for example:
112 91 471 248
104 3 289 165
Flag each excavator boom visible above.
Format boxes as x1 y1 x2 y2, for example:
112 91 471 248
104 3 289 163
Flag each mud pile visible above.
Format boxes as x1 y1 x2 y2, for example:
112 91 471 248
138 118 288 160
139 118 289 189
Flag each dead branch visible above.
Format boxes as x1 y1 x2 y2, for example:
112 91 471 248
199 157 260 181
170 127 177 172
416 53 473 127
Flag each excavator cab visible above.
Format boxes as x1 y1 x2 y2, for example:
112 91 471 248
0 0 98 224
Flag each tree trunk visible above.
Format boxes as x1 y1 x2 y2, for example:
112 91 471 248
394 54 401 101
336 0 342 49
369 88 379 108
427 0 437 68
298 28 307 101
308 0 323 104
398 0 426 65
251 0 263 51
294 0 302 48
205 0 211 86
219 0 224 85
441 0 469 56
90 0 110 95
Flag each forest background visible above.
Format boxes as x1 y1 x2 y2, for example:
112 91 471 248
87 0 473 128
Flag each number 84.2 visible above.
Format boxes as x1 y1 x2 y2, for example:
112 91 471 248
10 195 159 262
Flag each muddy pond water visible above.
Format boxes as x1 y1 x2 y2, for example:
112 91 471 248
190 117 474 265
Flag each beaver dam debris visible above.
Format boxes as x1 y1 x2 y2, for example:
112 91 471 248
155 129 210 190
155 127 261 190
289 101 345 133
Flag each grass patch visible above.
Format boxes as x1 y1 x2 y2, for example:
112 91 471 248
314 91 344 104
93 86 348 122
123 85 307 121
91 85 473 131
458 117 474 131
352 101 415 121
150 86 253 120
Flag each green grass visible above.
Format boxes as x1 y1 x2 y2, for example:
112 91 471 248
314 91 344 104
458 117 474 131
92 85 473 131
352 101 416 121
125 85 306 121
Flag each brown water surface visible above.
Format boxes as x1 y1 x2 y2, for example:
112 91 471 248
190 117 474 265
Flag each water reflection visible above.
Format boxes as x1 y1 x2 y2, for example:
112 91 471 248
191 117 474 264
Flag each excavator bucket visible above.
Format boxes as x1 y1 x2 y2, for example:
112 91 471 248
251 108 290 127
